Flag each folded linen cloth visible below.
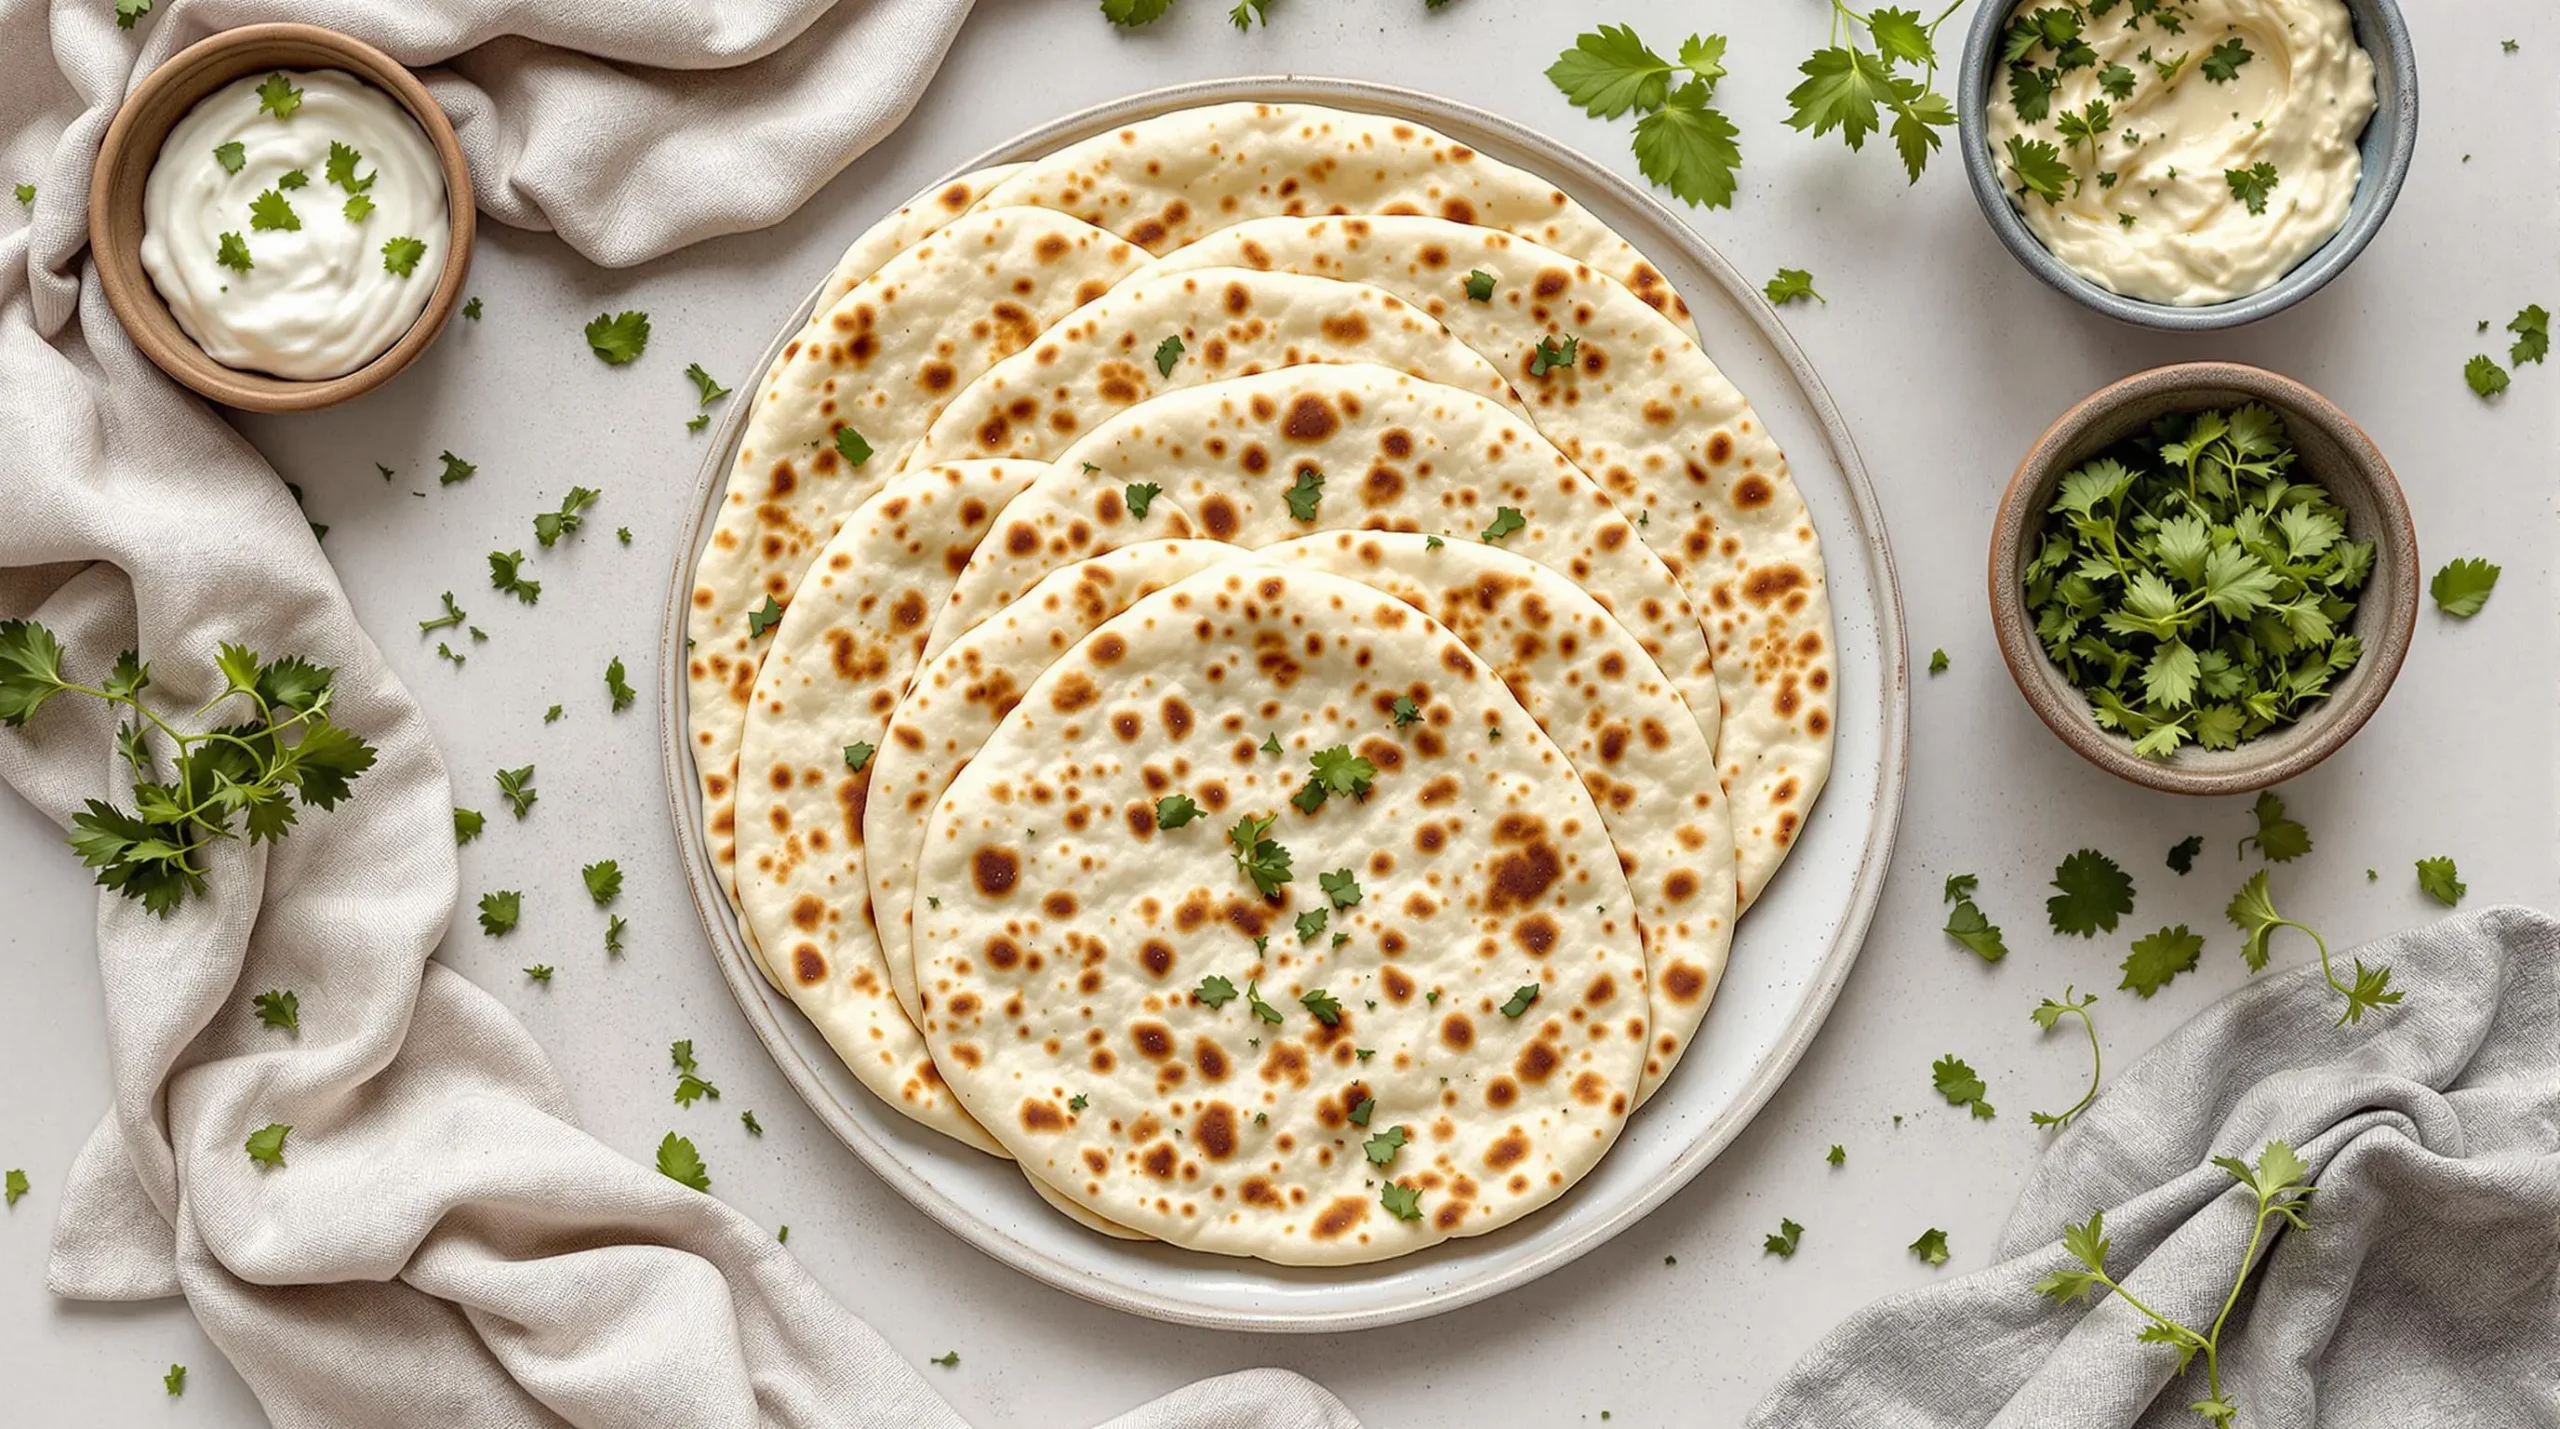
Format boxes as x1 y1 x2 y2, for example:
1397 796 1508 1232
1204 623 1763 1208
1750 907 2560 1429
0 1 1360 1424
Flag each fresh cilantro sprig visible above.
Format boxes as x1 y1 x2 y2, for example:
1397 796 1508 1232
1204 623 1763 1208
671 1040 719 1106
2028 989 2100 1129
2227 872 2400 1025
2022 405 2372 760
2036 1141 2314 1428
1291 745 1375 814
0 624 377 916
534 486 601 548
1547 25 1742 208
1787 1 1964 183
1910 1227 1951 1266
1764 268 1824 306
1227 812 1292 897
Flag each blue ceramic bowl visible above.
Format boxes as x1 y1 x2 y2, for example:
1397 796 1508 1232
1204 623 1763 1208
1957 0 2418 331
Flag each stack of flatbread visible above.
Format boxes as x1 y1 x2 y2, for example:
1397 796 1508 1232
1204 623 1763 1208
685 104 1835 1266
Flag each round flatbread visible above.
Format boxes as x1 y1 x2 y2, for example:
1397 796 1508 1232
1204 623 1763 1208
871 541 1242 1023
902 268 1522 476
1143 216 1834 907
1251 532 1733 1101
732 459 1048 1150
803 164 1024 334
687 208 1146 944
912 564 1649 1264
970 101 1697 338
920 364 1721 753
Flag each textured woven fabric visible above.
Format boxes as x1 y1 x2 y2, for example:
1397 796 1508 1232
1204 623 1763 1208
1751 907 2560 1429
0 2 1359 1424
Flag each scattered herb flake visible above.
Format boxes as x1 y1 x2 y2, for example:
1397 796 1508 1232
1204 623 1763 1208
2047 849 2134 937
2415 856 2464 908
255 73 303 119
1284 465 1325 522
477 889 522 936
655 1132 710 1191
585 310 650 365
488 550 540 605
248 188 301 232
2168 835 2204 875
2429 558 2500 618
684 362 731 406
245 1122 290 1167
381 235 427 277
1931 1054 1994 1119
2120 925 2203 998
1528 334 1580 377
495 765 537 818
1763 1216 1803 1258
1763 268 1824 306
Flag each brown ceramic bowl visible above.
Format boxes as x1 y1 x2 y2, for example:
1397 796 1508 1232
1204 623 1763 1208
1989 363 2418 796
89 24 473 413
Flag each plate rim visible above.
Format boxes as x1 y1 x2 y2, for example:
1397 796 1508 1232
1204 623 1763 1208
657 72 1910 1333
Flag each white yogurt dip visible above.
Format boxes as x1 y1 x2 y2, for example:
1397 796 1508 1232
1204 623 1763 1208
1985 0 2376 307
140 69 447 380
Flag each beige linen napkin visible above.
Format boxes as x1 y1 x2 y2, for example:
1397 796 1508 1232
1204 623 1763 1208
0 1 1362 1424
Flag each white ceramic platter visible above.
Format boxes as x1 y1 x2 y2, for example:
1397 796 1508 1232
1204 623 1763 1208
659 76 1908 1333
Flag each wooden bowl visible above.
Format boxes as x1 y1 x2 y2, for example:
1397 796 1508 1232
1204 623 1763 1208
1988 363 2418 796
89 23 473 413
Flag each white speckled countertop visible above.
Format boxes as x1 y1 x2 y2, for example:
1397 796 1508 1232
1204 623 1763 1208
4 1 2551 1422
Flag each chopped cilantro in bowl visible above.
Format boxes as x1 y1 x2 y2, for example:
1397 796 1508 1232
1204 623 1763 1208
2020 402 2372 761
1992 367 2417 794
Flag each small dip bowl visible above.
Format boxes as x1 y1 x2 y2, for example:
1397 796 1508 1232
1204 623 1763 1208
90 23 473 413
1988 363 2417 795
1956 0 2418 331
